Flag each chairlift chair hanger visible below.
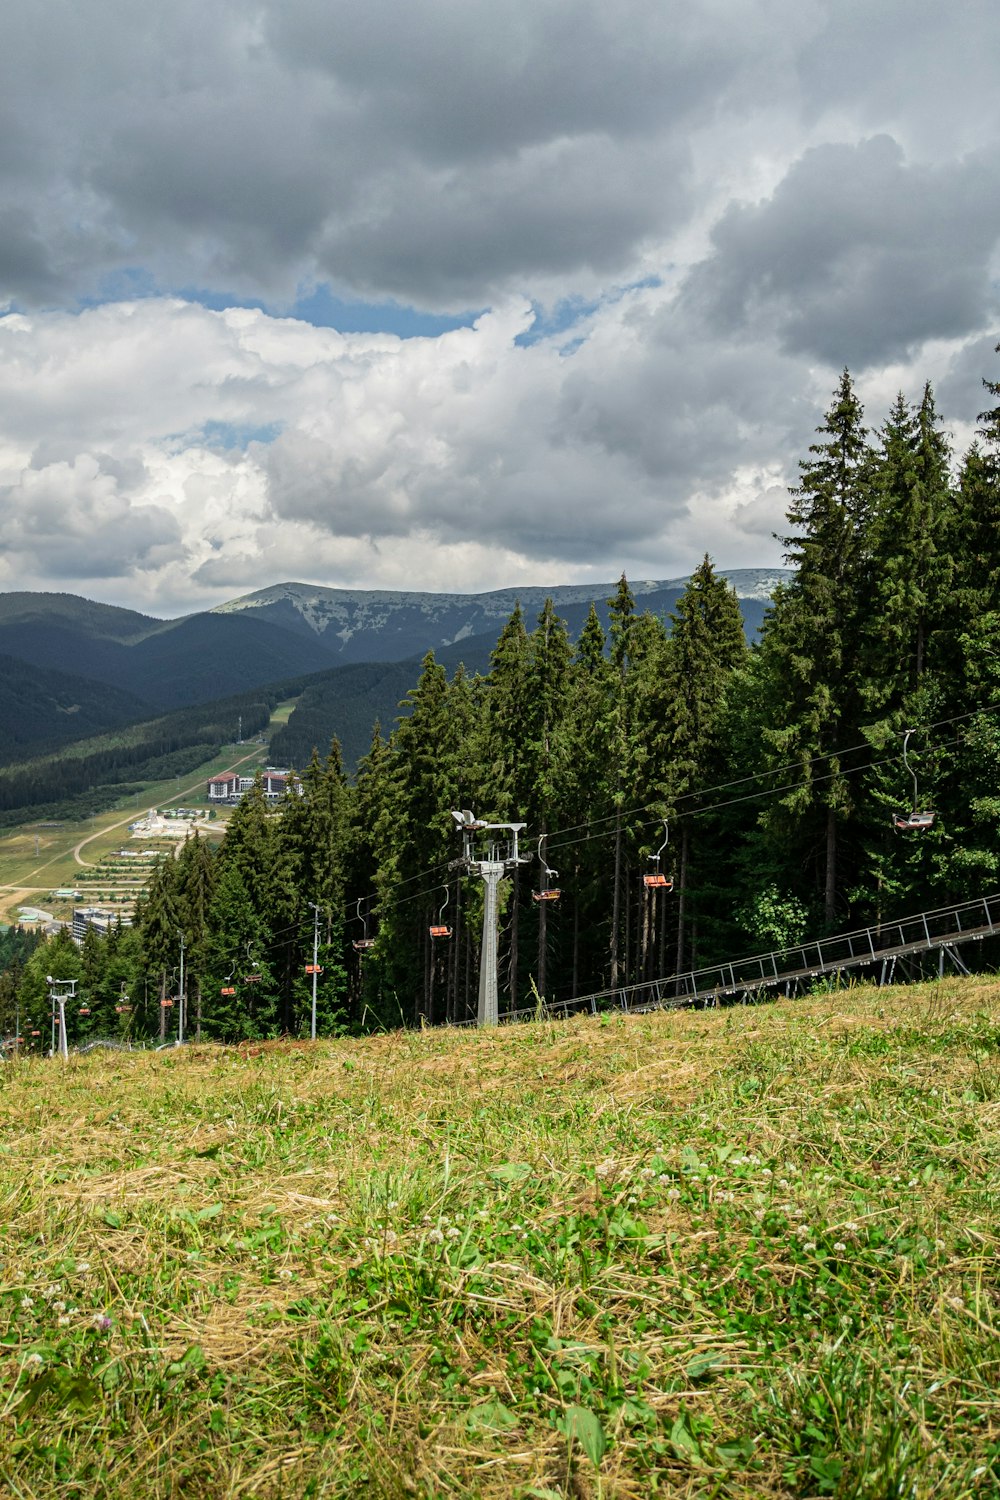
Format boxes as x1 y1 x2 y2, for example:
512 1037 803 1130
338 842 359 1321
532 836 561 903
429 886 453 939
644 818 674 891
353 898 376 952
893 729 936 831
244 942 262 983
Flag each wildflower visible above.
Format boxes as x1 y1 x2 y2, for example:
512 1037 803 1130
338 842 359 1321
427 1228 444 1245
948 1295 965 1310
833 1242 847 1253
76 1262 91 1274
51 1300 66 1313
90 1314 112 1332
24 1352 43 1368
639 1167 656 1181
803 1242 817 1252
20 1296 34 1310
595 1158 616 1179
666 1188 681 1201
57 1315 71 1327
446 1226 460 1240
42 1284 62 1300
658 1174 673 1185
278 1269 293 1281
761 1168 772 1179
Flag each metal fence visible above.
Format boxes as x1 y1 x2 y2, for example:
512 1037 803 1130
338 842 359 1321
483 890 1000 1027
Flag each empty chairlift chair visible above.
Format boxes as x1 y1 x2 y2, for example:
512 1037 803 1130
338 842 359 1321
429 886 453 939
643 818 674 892
532 837 561 903
353 898 376 952
892 729 936 831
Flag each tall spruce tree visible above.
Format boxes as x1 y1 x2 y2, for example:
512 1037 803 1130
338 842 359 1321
760 370 870 926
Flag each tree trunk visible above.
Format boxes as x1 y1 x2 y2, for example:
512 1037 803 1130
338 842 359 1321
509 865 520 1007
674 825 690 988
825 806 837 927
610 810 622 988
572 867 580 997
537 833 548 1000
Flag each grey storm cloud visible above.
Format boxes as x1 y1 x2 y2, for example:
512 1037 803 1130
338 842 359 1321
685 137 1000 369
0 0 960 314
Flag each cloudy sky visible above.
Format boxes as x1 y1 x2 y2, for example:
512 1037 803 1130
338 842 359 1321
1 0 998 616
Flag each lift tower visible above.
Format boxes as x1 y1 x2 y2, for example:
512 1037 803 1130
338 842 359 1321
450 810 528 1027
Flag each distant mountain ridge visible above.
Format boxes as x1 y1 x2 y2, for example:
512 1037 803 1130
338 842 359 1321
211 570 787 662
0 570 790 767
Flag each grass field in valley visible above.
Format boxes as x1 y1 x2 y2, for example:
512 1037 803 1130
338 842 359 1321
1 981 999 1498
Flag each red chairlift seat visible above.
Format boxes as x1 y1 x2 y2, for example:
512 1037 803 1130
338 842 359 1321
220 986 237 997
352 938 375 952
244 973 262 984
31 1029 40 1037
161 997 175 1008
304 963 323 975
893 810 935 831
78 1006 91 1015
115 1003 131 1014
643 873 673 891
531 889 561 903
429 924 452 938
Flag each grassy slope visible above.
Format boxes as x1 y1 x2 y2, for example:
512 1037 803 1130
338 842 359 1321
1 980 999 1497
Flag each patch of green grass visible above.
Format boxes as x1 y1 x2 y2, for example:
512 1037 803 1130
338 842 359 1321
1 980 999 1496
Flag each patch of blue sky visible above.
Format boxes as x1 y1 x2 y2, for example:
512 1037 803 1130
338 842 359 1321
198 419 283 451
290 283 482 338
74 271 482 339
515 276 663 353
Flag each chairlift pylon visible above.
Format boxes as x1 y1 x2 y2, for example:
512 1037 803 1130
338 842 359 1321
532 836 561 903
429 886 453 939
892 729 936 831
644 817 674 891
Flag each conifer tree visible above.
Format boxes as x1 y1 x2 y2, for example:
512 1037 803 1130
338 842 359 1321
760 370 870 926
648 558 747 971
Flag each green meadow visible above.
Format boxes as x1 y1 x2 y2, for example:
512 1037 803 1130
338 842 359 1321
2 979 999 1497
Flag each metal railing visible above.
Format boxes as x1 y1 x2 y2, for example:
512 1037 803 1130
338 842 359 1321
478 890 1000 1027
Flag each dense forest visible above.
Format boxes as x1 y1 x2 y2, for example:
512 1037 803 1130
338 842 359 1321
6 354 1000 1045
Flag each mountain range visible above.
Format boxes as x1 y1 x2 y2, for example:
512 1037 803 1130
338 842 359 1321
0 571 788 769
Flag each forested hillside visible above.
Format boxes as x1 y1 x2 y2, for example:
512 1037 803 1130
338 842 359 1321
8 353 1000 1045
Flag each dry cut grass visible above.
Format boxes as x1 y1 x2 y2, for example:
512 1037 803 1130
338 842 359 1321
2 978 1000 1497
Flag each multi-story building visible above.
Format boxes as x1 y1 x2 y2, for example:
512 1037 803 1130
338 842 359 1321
207 769 299 804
